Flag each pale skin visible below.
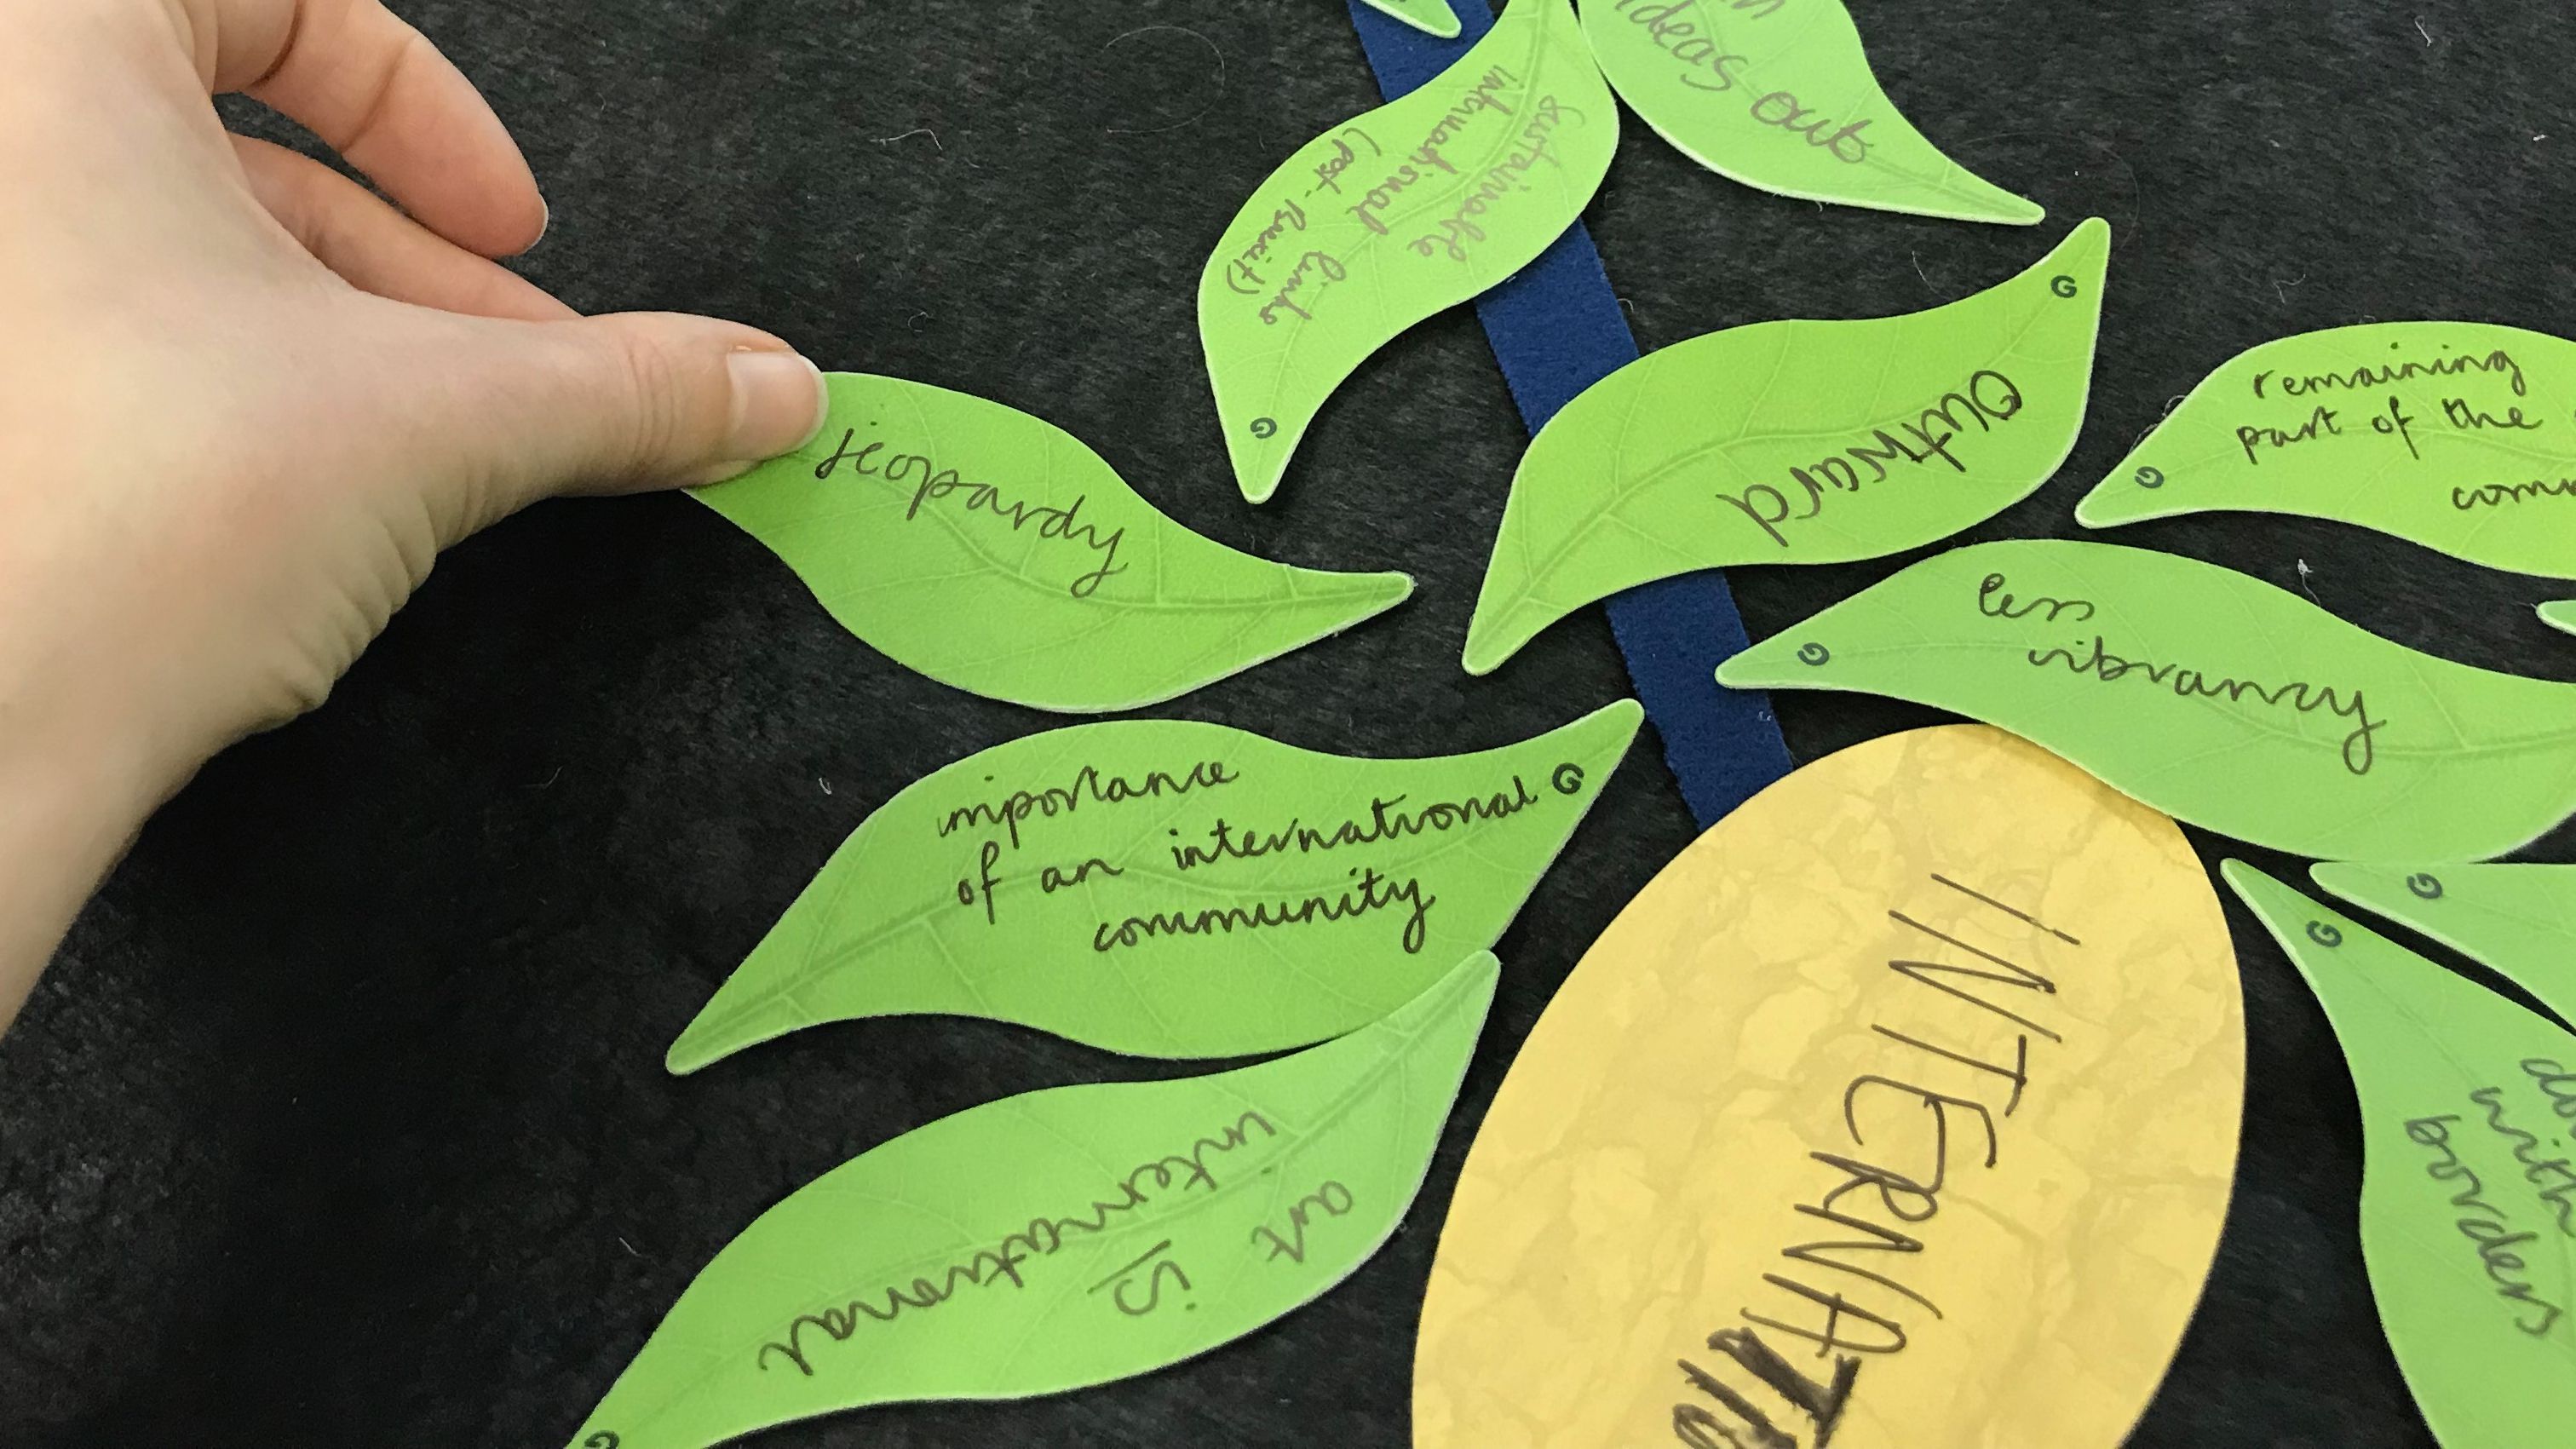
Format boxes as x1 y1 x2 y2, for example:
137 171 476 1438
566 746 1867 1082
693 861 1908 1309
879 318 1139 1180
0 0 831 1033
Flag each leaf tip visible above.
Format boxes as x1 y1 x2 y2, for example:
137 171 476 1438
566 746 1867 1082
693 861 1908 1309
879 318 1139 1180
2070 481 2119 529
2219 860 2331 953
2539 600 2576 637
663 1021 730 1078
1348 570 1418 623
2072 446 2174 529
1715 635 1794 689
1997 195 2049 227
1458 621 1515 677
2049 216 2112 287
1448 949 1504 1010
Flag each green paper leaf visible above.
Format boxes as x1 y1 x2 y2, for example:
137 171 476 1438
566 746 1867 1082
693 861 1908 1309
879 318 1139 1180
569 953 1499 1449
2314 863 2576 1026
1580 0 2041 225
1360 0 1463 38
2077 323 2576 577
1199 0 1618 503
1716 538 2576 861
2543 600 2576 637
696 374 1412 712
1464 218 2108 674
670 701 1639 1071
2222 863 2576 1447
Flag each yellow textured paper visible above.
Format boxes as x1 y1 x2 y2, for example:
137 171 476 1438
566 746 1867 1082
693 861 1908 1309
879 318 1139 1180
1414 725 2242 1449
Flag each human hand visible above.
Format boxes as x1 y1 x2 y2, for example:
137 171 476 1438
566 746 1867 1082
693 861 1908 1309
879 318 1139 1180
0 0 829 1028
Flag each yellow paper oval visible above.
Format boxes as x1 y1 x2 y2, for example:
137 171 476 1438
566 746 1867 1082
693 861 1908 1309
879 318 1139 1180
1415 725 2242 1449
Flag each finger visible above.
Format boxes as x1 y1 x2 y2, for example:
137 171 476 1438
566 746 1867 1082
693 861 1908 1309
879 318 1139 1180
231 135 572 321
200 0 545 257
422 313 829 538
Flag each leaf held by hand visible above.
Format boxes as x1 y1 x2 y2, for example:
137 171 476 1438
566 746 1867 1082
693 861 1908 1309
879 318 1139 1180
698 373 1412 712
1420 727 2239 1448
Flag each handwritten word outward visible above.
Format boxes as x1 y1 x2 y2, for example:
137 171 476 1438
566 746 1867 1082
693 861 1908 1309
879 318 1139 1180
1671 874 2079 1449
814 429 1128 599
1975 572 2388 776
938 761 1241 852
1719 371 2027 548
755 1111 1278 1377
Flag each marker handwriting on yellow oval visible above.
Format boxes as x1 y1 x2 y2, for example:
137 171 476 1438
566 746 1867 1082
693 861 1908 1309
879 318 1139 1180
1417 726 2240 1449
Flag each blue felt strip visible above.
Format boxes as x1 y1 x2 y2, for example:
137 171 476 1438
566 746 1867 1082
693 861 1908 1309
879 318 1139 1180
1343 0 1794 826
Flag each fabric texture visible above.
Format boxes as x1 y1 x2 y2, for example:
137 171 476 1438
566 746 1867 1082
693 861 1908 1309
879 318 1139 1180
7 2 2572 1446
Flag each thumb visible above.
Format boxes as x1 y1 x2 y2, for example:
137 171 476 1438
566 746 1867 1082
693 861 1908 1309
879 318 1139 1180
447 309 830 523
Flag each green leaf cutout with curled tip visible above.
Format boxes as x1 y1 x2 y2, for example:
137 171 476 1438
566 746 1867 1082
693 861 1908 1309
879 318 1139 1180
668 700 1638 1072
1199 0 1616 503
1715 539 2576 862
2078 323 2576 578
1580 0 2041 225
2222 863 2576 1449
694 373 1412 712
1463 218 2107 674
569 953 1498 1449
2314 864 2576 1026
1360 0 1463 38
2539 601 2576 638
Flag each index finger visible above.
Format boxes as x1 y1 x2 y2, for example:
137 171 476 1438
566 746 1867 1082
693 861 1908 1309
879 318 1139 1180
193 0 547 257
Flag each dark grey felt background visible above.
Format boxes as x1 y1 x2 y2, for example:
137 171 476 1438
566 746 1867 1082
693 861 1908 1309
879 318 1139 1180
6 0 2574 1444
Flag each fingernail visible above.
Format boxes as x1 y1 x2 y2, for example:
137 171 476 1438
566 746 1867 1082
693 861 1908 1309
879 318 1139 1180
723 350 830 463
